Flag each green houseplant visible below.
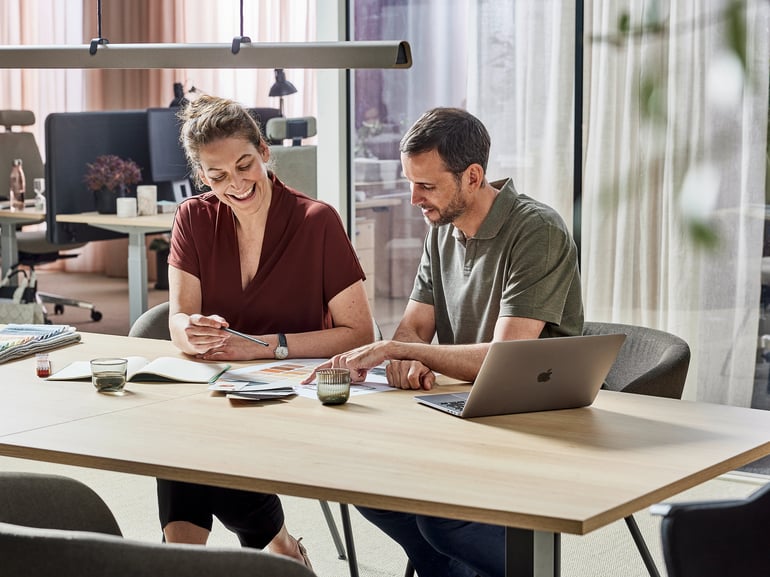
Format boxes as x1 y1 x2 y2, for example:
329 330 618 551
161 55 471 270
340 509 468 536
84 154 142 214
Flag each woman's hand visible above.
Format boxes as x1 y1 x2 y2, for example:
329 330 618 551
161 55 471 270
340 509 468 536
185 316 271 361
181 313 228 355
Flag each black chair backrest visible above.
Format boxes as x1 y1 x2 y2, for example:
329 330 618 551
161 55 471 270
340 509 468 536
659 482 770 577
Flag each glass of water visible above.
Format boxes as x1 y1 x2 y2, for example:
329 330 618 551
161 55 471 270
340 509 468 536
33 178 46 212
90 358 128 395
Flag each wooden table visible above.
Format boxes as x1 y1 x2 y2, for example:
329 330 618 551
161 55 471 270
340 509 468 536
56 212 174 325
1 332 770 576
0 208 45 280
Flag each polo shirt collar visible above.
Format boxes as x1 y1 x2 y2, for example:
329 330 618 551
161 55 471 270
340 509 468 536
451 177 517 242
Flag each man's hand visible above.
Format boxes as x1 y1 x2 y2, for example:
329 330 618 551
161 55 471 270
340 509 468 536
385 359 436 390
301 341 392 384
301 342 436 390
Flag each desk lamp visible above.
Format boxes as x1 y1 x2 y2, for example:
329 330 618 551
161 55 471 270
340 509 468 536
269 69 297 116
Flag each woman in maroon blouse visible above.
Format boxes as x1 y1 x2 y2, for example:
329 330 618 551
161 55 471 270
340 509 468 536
159 95 373 568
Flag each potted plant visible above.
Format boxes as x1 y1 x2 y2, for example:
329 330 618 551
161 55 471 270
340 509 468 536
84 154 142 214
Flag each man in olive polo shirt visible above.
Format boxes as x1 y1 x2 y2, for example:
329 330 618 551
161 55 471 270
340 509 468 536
312 107 583 577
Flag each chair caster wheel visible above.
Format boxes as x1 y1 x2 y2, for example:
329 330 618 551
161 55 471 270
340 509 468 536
54 304 64 315
91 310 103 322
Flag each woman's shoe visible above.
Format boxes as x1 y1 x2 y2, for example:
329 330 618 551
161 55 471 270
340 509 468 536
295 536 313 571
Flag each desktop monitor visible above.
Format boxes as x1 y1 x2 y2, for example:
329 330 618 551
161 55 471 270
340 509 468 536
146 107 194 203
44 110 154 245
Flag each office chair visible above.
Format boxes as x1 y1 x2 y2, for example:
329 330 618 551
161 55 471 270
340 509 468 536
0 471 122 536
580 321 691 577
2 521 315 577
0 110 102 321
266 116 318 199
582 321 690 399
129 301 372 577
652 481 770 577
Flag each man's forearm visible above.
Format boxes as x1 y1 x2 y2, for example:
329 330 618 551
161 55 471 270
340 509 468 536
386 340 490 383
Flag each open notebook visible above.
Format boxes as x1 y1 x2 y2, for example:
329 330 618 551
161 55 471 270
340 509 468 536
415 334 626 418
47 356 230 384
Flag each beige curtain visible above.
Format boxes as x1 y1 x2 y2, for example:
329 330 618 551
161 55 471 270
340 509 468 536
581 0 769 405
467 1 576 226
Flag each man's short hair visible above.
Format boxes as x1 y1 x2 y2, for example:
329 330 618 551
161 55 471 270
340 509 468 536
400 107 490 175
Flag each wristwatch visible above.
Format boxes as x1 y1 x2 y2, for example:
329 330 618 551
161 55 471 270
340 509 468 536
274 333 289 360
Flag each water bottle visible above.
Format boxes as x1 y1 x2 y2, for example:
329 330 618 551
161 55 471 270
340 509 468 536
9 158 25 211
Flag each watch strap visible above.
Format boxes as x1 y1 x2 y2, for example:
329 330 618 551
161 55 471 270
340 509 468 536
274 333 288 359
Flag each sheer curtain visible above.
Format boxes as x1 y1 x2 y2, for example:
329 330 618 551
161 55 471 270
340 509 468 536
581 0 769 405
466 0 769 406
467 1 576 224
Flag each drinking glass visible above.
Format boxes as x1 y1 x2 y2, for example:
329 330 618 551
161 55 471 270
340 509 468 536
90 357 128 394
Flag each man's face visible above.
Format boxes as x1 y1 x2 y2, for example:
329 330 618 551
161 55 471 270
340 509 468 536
401 149 467 228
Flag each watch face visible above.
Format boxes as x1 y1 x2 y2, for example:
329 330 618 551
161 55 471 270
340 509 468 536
274 346 289 360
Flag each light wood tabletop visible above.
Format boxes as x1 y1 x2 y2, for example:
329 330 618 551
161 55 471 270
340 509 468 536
56 211 175 231
2 332 770 576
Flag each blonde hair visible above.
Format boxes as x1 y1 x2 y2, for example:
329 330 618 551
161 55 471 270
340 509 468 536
178 95 267 189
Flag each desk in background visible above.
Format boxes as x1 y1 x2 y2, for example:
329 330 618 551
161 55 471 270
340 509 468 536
1 332 769 576
56 212 174 326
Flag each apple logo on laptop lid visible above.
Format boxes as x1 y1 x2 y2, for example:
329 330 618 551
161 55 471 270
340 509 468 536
537 369 552 383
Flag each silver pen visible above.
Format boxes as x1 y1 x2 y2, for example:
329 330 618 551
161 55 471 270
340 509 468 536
222 327 270 347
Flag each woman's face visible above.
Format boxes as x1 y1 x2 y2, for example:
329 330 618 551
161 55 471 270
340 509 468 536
197 136 271 215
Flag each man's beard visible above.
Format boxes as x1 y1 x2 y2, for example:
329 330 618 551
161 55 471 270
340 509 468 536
425 183 466 228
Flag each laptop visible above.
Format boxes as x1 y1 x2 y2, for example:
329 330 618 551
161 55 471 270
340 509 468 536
415 333 626 418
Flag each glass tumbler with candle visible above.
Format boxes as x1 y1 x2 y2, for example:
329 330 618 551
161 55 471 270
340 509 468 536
316 368 351 405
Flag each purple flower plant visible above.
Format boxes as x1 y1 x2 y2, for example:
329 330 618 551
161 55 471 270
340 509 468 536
84 154 142 193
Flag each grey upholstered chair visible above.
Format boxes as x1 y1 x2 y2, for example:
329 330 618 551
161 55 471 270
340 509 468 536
0 471 311 576
129 301 365 577
581 321 691 577
0 471 121 536
582 321 690 399
653 481 770 577
0 521 316 577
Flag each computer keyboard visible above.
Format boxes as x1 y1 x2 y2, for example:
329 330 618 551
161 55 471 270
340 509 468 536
438 399 466 415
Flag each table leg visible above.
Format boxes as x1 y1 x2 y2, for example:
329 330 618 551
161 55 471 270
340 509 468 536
506 528 560 577
127 231 149 326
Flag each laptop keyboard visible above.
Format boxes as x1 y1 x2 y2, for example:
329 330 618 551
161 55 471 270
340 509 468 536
439 399 466 414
